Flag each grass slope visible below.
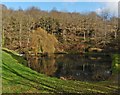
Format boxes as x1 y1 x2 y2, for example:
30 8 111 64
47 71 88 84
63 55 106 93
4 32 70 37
2 49 119 94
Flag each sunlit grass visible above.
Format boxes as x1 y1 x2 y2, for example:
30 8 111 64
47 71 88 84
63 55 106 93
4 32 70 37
2 49 119 94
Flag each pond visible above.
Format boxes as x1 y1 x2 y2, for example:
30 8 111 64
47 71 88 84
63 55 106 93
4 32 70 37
23 53 116 82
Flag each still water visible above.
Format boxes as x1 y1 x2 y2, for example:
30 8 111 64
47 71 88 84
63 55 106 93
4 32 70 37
24 53 113 81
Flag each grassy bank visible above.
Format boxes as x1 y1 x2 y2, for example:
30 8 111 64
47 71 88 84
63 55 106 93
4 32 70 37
112 54 120 73
2 49 119 94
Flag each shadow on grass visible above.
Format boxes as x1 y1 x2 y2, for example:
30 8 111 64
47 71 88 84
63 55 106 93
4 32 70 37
3 62 61 93
2 49 27 65
2 49 41 76
2 49 119 94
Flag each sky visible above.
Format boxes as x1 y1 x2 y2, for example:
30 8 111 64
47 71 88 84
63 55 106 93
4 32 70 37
2 2 105 12
1 1 119 16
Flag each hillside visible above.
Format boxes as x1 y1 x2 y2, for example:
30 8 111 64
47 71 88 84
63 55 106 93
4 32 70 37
2 7 120 54
2 49 119 94
1 3 120 95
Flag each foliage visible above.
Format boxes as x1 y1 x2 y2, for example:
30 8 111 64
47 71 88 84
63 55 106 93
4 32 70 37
29 28 58 54
112 54 120 73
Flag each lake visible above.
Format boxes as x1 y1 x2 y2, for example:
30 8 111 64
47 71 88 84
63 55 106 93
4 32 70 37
23 53 115 82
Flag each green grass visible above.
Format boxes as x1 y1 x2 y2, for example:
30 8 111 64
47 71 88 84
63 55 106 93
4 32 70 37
112 54 120 73
2 49 119 94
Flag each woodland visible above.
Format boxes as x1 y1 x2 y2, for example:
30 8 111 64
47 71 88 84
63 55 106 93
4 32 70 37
1 4 120 94
2 5 120 55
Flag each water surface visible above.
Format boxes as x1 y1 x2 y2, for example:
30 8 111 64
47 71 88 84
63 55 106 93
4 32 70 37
23 53 115 82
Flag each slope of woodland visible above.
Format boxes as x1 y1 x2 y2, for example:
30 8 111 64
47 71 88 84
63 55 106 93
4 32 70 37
2 5 120 54
1 4 120 94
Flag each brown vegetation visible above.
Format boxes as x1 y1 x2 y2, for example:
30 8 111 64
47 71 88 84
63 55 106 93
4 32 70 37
29 28 58 54
2 5 120 54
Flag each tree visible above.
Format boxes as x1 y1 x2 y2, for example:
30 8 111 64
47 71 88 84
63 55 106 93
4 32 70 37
100 8 111 46
51 7 58 12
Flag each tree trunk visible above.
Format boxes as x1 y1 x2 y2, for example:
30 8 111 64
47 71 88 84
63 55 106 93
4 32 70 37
2 26 4 47
84 31 86 41
19 21 22 52
115 31 117 39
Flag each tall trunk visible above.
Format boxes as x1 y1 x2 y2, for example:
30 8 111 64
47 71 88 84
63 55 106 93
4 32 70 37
115 31 117 39
27 23 30 49
2 26 4 47
84 31 86 41
104 19 107 46
19 21 22 52
105 21 107 38
94 15 97 45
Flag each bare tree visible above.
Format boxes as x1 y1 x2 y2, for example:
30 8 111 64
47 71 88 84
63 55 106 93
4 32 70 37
100 8 110 46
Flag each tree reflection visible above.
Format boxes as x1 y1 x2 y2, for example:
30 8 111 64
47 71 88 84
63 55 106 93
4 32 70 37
27 54 57 76
25 53 113 81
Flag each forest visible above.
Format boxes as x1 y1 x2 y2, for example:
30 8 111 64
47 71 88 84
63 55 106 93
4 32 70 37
2 4 120 55
1 3 120 94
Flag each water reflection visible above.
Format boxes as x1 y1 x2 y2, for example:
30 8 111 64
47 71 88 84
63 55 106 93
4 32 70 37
25 53 113 81
27 55 57 76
